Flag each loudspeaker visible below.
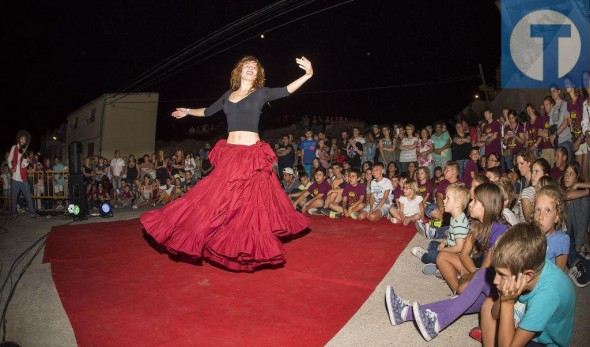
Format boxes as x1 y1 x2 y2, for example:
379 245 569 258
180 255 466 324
68 141 82 174
68 173 88 219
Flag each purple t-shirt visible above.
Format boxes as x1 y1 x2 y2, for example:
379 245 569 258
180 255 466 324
488 222 508 250
482 120 501 155
534 115 552 150
551 166 563 179
391 186 403 205
435 178 457 201
342 183 367 204
417 180 434 203
307 180 331 197
463 159 478 187
504 123 525 154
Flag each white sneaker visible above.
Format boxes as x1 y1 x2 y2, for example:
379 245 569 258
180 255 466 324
411 247 428 259
307 208 318 215
415 220 426 237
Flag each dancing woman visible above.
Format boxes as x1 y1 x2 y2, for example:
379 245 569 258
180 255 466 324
141 56 313 272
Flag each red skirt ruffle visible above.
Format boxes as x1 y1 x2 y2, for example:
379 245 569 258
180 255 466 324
140 139 310 272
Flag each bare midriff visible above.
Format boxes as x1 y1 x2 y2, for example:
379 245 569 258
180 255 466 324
227 131 260 145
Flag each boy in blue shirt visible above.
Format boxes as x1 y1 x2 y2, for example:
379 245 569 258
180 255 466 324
299 129 317 176
488 223 575 346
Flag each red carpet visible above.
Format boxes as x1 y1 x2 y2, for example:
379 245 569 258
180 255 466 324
43 217 415 346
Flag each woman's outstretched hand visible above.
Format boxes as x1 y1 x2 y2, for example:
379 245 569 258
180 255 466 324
172 108 189 119
296 56 313 76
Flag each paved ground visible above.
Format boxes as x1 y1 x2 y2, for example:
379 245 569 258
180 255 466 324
0 209 588 346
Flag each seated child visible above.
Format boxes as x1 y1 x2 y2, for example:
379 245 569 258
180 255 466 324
327 168 366 218
484 222 575 346
321 163 346 214
292 168 331 214
389 179 424 226
384 222 574 343
357 162 392 221
289 172 311 201
411 183 469 272
485 166 501 184
497 180 519 226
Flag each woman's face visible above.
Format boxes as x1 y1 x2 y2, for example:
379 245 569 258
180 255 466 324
408 162 416 172
516 156 530 176
530 162 546 187
434 124 443 135
563 166 578 188
405 126 413 137
388 162 396 172
487 154 500 168
508 114 517 125
241 61 258 81
420 129 428 139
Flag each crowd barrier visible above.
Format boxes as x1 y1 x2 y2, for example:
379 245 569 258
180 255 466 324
0 170 70 211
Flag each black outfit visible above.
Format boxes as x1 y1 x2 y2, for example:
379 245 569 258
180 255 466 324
126 164 138 183
347 142 363 169
452 133 471 161
205 87 290 132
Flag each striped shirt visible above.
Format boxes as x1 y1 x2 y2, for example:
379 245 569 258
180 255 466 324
448 212 469 247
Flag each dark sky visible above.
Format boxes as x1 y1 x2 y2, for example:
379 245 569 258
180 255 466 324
1 0 501 152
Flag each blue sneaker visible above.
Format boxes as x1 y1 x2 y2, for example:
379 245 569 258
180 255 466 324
422 263 438 276
385 285 411 326
413 302 441 341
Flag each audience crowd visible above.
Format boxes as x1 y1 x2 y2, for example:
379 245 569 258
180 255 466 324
1 83 590 345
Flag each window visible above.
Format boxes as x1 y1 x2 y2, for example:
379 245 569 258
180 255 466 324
70 117 78 130
87 109 96 123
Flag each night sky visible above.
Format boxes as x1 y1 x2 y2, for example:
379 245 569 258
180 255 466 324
1 0 501 152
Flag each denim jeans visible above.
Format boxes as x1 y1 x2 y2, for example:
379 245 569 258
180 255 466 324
565 196 590 250
456 159 469 179
421 240 441 264
11 179 35 216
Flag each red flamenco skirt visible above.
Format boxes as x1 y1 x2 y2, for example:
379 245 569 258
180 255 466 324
140 140 310 272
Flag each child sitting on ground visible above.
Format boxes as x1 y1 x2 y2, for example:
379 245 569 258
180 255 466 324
321 162 346 215
292 168 331 214
411 183 470 274
289 172 311 201
327 168 366 218
497 180 519 226
357 162 392 221
484 222 575 346
389 179 425 226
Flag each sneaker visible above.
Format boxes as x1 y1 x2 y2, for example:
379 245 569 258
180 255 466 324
415 220 427 237
320 208 332 216
469 326 482 342
350 212 358 220
568 261 590 288
422 263 438 276
385 285 411 326
411 247 427 260
329 211 342 218
435 269 443 280
413 302 441 341
426 225 435 239
307 208 320 215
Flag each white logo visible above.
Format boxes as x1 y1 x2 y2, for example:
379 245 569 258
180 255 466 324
510 10 581 81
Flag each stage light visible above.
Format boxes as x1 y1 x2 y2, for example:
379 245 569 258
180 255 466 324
99 202 113 218
67 203 86 221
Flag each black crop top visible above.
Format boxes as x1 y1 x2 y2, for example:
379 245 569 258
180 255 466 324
204 87 290 132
